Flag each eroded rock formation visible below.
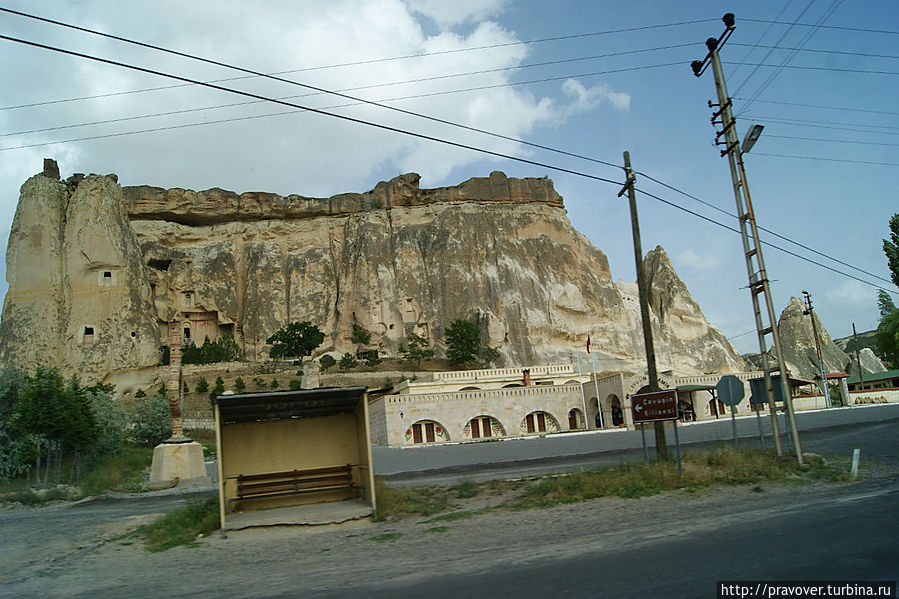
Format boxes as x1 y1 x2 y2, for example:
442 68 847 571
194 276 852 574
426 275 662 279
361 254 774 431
0 163 746 381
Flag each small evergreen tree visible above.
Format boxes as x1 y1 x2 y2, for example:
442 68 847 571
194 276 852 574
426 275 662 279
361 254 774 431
270 378 279 390
338 353 358 372
445 319 480 367
195 377 209 393
212 377 225 396
399 333 434 368
233 377 246 392
319 354 337 372
253 376 266 389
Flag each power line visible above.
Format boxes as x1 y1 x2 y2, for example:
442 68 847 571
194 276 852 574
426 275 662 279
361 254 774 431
0 60 685 155
741 115 899 135
0 5 709 110
731 42 899 60
635 172 896 287
634 186 897 295
731 62 899 76
1 19 892 295
742 18 899 36
751 152 899 166
741 0 844 110
0 32 625 188
735 98 899 117
765 134 899 148
731 0 815 97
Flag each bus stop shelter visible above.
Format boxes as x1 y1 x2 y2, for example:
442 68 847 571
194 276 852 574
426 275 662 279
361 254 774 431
213 386 376 531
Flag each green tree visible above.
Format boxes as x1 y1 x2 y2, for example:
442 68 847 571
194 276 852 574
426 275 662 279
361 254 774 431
338 352 358 372
288 379 302 390
399 333 434 368
319 354 336 372
212 376 225 396
266 321 325 360
445 319 480 366
129 392 171 446
479 345 501 368
233 377 246 392
883 213 899 289
351 326 371 347
195 377 209 393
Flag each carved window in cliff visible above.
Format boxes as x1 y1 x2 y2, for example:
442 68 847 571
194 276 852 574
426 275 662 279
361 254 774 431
181 291 195 308
82 326 95 346
98 270 117 288
147 258 171 271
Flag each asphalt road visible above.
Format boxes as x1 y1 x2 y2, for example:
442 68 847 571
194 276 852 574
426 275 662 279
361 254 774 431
375 404 899 485
299 481 899 599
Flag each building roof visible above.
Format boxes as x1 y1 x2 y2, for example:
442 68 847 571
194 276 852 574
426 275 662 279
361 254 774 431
846 369 899 385
676 384 716 392
214 386 367 425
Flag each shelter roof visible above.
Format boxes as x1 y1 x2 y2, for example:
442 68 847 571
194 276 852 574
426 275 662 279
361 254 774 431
676 384 715 392
846 369 899 385
214 386 367 425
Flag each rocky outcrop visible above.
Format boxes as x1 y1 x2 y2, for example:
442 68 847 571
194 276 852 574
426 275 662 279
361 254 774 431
771 297 852 379
0 163 746 381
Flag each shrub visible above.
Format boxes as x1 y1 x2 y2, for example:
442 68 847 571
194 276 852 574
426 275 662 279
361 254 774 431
252 377 266 389
129 393 171 446
233 377 245 392
319 354 336 372
195 377 209 393
288 379 302 390
270 378 279 390
338 353 358 372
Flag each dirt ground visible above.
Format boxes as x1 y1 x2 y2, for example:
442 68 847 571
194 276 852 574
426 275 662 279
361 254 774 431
2 467 896 599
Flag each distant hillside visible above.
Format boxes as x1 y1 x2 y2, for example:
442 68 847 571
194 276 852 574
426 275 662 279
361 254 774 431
833 329 878 357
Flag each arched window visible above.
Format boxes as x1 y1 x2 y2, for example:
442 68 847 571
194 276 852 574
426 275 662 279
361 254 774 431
463 415 506 440
520 411 560 434
405 420 450 445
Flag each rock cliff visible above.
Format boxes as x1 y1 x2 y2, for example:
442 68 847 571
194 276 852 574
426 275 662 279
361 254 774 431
0 163 745 381
770 296 858 379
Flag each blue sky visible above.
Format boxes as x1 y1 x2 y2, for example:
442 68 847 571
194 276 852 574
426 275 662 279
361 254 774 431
0 0 896 354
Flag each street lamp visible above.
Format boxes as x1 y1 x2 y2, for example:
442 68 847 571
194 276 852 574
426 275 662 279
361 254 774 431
741 124 764 154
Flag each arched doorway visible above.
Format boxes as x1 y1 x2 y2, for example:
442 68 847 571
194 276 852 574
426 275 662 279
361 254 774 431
520 411 560 434
589 397 600 428
463 415 505 440
568 408 585 430
405 420 450 445
606 394 624 427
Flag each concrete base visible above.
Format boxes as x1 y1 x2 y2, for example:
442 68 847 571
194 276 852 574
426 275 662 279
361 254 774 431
149 441 211 487
224 499 373 530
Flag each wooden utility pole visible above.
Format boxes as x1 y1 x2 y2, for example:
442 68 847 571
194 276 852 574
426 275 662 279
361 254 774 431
619 151 668 461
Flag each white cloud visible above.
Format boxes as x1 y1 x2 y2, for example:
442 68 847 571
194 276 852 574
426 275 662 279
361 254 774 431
561 78 630 113
404 0 509 27
824 279 876 308
674 249 723 271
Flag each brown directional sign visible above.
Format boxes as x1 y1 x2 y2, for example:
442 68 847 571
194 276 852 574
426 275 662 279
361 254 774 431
631 389 678 423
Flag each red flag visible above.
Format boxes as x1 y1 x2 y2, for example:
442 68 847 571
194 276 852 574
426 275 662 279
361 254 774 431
586 335 591 354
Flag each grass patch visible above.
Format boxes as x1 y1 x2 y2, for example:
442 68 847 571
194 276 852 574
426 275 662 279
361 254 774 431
372 479 449 521
185 429 217 460
424 526 449 534
137 496 220 552
508 447 850 510
451 479 479 499
369 532 402 543
2 486 79 506
79 445 155 496
421 507 495 523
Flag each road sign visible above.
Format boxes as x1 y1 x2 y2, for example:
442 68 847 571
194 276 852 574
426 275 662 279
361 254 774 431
631 389 678 423
716 375 745 407
748 374 787 404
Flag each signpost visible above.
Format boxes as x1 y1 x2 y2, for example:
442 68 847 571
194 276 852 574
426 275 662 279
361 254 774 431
630 389 681 474
716 375 744 448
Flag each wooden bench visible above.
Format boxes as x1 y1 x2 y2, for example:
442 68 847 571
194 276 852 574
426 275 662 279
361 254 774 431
231 464 358 508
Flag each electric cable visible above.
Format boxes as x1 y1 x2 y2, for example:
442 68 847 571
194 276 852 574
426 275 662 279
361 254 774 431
0 32 625 187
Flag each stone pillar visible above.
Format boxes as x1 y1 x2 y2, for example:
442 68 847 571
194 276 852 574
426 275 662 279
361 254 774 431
166 320 185 440
302 357 320 389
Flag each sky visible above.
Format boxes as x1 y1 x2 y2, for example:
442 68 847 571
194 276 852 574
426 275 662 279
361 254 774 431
0 0 896 355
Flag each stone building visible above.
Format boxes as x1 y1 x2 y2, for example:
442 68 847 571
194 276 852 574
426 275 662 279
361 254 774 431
369 364 836 447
